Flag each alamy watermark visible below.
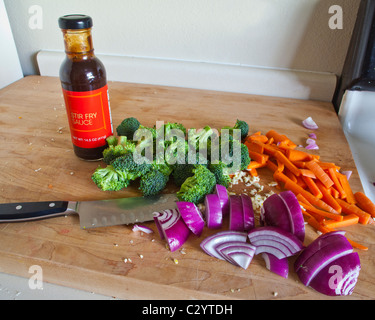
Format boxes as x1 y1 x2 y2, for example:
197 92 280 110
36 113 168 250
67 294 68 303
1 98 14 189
28 265 43 290
329 5 343 30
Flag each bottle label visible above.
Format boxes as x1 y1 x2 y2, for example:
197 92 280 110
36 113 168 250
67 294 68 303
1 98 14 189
62 85 113 149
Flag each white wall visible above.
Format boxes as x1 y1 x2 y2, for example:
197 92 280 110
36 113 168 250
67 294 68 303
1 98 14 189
3 0 360 100
5 0 359 76
0 0 23 89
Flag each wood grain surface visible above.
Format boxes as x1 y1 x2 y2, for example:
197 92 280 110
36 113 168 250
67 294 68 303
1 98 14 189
0 76 373 300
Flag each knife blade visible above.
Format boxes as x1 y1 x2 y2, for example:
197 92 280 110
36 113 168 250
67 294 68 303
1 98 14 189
0 193 178 229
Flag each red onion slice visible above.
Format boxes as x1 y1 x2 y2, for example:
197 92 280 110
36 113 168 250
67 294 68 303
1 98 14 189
153 209 191 252
132 224 154 234
216 241 256 269
308 133 317 139
204 194 223 229
261 253 289 278
215 184 229 216
248 226 304 259
261 191 305 242
309 252 361 296
279 191 305 242
294 231 346 273
296 234 353 286
176 201 205 236
200 231 247 260
229 195 244 231
302 117 319 130
241 194 255 231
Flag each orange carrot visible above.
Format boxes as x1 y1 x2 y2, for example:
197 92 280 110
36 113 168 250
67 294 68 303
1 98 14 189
252 140 280 156
245 140 264 154
301 176 323 199
354 191 375 218
274 151 301 177
266 130 297 149
276 172 338 214
299 169 316 179
248 150 269 165
336 172 356 204
305 160 334 189
284 168 297 183
336 198 371 225
316 161 341 171
302 202 343 221
296 193 311 206
246 161 266 170
315 180 342 213
324 214 359 228
247 133 268 143
266 159 278 172
347 238 368 251
327 167 346 199
293 161 307 169
249 168 258 177
307 217 334 234
330 186 340 199
285 149 315 162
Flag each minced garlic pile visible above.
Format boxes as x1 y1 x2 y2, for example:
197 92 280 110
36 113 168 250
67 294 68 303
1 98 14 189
230 171 275 214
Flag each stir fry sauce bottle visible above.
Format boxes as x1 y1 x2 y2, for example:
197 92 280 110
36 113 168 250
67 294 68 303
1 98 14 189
58 15 113 160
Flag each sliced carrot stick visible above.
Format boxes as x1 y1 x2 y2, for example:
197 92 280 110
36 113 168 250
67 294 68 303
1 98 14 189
315 180 342 213
330 186 340 199
249 168 258 177
246 161 266 170
266 159 278 172
276 172 338 214
336 172 356 204
354 191 375 218
266 137 274 145
347 238 368 251
285 149 315 162
284 168 297 183
266 130 297 149
327 167 346 199
274 151 301 177
248 150 269 165
252 140 280 156
316 161 341 171
296 193 311 206
247 134 268 143
245 140 264 154
302 176 323 199
307 217 334 234
296 175 307 189
299 169 316 179
293 161 307 169
302 202 343 221
305 160 334 189
324 214 359 228
336 198 371 225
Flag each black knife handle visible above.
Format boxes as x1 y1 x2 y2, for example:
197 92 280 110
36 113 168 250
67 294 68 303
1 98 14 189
0 201 70 222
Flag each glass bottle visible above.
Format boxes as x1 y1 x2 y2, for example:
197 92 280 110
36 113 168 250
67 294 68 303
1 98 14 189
58 14 113 161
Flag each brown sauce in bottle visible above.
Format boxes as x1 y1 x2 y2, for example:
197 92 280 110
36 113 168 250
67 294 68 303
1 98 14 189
59 15 113 161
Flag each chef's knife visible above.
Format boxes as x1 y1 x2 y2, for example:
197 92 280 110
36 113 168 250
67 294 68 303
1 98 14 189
0 193 178 229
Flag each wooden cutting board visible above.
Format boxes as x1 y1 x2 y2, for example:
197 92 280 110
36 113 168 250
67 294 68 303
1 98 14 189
0 76 373 300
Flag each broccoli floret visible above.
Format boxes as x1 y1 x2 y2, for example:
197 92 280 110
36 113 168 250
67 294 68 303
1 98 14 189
111 152 151 180
116 117 140 138
240 143 251 170
176 165 216 204
102 136 136 164
187 126 213 165
172 163 196 186
106 135 118 146
208 161 231 188
222 119 249 140
139 169 170 197
151 160 173 177
91 165 130 191
139 125 157 139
